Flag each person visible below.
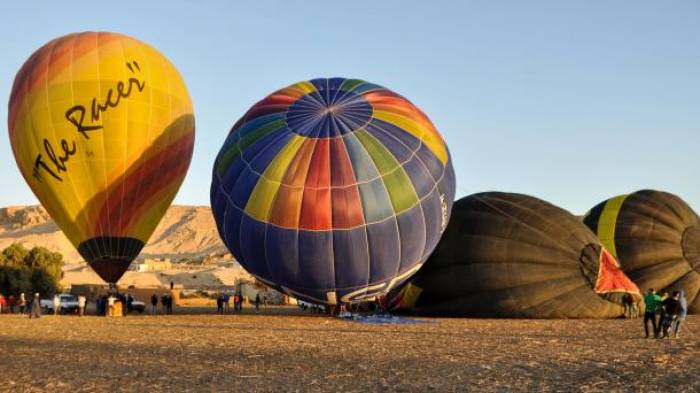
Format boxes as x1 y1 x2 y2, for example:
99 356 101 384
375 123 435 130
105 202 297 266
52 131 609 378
165 295 173 315
216 294 223 314
52 294 60 316
223 293 231 314
0 294 5 314
18 293 26 314
643 288 662 338
160 294 168 314
78 295 86 317
673 289 688 339
30 293 41 318
659 291 682 339
107 294 116 317
622 293 633 318
8 295 16 314
126 294 134 314
150 293 158 315
254 293 261 311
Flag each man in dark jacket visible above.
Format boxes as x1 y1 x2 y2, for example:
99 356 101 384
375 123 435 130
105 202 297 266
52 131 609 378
659 291 682 339
150 294 158 315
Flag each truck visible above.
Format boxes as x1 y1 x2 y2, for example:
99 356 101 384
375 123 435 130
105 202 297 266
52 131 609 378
40 294 80 314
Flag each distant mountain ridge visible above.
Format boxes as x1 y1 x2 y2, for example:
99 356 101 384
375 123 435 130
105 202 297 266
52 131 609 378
0 205 228 263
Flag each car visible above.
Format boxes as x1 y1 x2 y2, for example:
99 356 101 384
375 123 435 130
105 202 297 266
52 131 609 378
130 299 146 313
40 294 80 314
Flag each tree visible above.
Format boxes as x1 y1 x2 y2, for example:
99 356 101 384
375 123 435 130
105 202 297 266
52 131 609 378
0 243 63 296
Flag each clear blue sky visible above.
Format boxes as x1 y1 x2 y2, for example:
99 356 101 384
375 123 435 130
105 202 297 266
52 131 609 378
1 1 698 214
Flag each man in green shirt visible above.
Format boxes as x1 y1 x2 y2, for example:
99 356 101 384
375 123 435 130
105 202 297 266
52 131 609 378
643 288 662 338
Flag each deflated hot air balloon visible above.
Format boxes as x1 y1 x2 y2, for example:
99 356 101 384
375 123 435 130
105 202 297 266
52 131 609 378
8 32 195 283
391 192 641 318
211 78 455 305
584 190 699 313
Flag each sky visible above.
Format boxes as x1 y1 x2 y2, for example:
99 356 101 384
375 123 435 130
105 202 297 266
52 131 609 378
1 1 698 214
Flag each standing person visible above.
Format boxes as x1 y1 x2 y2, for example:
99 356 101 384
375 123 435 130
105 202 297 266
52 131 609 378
150 294 158 315
107 294 116 317
78 295 86 317
52 294 60 316
8 295 16 314
673 290 688 339
0 294 5 314
254 293 261 311
224 293 231 314
18 293 26 314
643 288 662 338
30 293 41 318
216 294 223 314
160 294 168 314
166 295 173 315
659 291 682 339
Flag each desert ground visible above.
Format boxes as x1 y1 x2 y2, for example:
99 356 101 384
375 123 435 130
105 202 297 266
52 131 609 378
0 308 697 392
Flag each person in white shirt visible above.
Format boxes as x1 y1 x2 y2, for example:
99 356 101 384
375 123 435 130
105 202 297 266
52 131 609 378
78 295 86 316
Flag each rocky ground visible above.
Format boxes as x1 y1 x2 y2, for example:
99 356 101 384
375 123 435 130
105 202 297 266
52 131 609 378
0 308 697 392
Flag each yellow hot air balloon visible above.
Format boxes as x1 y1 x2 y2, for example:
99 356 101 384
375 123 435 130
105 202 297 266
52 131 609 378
7 32 195 283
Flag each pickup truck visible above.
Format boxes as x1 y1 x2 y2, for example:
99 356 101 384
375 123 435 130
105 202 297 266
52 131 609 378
40 294 80 314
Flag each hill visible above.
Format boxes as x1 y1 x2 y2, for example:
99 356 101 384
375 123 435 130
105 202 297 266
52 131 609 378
0 205 228 264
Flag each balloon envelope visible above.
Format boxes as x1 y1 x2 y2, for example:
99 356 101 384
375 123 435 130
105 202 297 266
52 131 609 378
584 190 700 313
211 78 455 304
8 32 195 283
391 192 641 318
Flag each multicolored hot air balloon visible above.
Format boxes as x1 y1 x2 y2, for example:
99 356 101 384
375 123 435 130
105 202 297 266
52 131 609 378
8 32 195 283
391 193 641 318
211 78 455 305
584 190 699 313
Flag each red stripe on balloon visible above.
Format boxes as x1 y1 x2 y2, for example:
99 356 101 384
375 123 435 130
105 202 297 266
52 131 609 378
329 138 364 229
93 131 194 236
299 139 332 231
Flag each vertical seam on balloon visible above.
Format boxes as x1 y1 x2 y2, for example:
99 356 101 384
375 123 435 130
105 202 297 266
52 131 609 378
295 118 324 292
354 122 398 294
115 34 128 260
369 118 432 264
94 32 111 261
69 33 99 261
124 38 155 261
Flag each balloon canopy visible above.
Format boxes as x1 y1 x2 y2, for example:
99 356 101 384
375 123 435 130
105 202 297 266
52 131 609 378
391 192 641 318
211 78 455 305
584 190 700 313
8 32 195 283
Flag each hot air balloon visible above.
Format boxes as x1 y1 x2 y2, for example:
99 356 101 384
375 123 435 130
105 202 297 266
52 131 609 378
8 32 195 284
584 190 699 313
390 192 641 318
211 78 455 305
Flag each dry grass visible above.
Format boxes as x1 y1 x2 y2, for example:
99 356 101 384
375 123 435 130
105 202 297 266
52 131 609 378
0 308 698 392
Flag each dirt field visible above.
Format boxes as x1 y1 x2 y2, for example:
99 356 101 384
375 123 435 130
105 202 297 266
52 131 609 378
0 308 697 392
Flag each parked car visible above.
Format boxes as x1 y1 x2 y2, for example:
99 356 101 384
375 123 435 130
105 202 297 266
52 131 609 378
40 294 79 314
130 298 146 313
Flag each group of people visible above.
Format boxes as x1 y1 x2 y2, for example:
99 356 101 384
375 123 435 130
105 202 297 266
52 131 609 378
0 293 20 314
643 288 688 339
150 293 174 315
216 292 247 314
0 293 46 318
